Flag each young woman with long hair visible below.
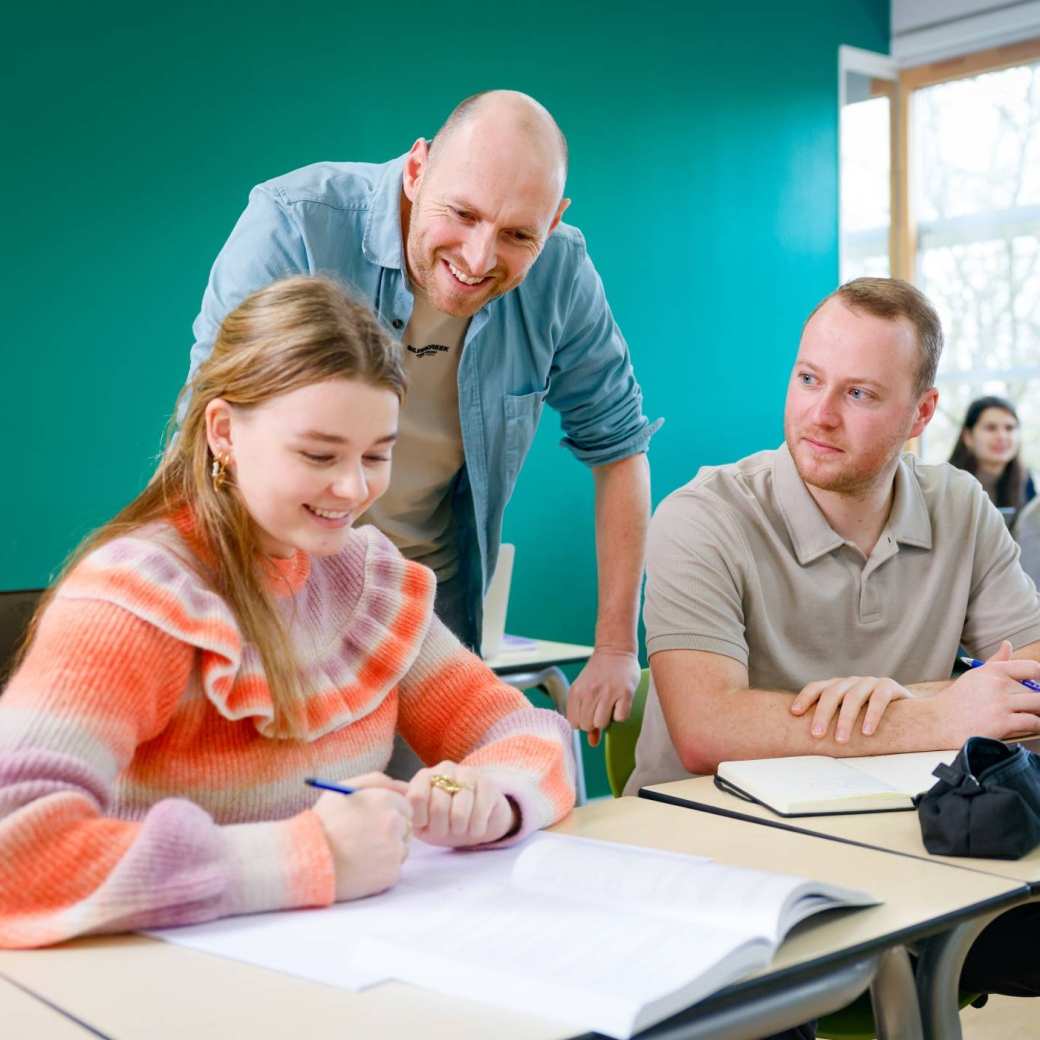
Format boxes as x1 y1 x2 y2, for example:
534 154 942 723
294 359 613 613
948 395 1035 514
0 276 574 948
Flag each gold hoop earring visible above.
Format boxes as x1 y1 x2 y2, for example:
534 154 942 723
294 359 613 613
211 451 232 492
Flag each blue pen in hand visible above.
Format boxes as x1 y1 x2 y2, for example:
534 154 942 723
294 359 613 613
959 656 1040 693
304 777 357 796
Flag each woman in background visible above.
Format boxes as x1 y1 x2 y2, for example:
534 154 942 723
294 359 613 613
948 395 1035 516
0 275 574 949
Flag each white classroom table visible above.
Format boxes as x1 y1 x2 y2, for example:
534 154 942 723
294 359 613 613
0 797 1027 1040
642 773 1040 1039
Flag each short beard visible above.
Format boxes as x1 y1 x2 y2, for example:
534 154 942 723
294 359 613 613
786 428 905 500
797 464 884 497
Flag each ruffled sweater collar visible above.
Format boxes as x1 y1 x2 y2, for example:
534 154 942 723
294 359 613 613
64 513 435 742
169 506 311 597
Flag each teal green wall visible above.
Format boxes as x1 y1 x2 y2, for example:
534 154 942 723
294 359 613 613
6 2 888 792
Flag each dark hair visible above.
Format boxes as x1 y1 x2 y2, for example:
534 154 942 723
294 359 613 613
948 395 1028 511
805 277 944 396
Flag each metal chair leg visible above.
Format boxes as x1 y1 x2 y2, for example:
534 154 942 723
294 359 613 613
914 910 1003 1040
535 667 587 805
497 665 587 805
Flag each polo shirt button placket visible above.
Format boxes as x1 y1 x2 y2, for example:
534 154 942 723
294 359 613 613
859 571 883 624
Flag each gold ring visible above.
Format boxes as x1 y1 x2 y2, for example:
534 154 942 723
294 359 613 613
431 774 466 795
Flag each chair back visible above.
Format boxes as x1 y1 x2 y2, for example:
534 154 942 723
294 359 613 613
604 668 650 797
0 589 43 686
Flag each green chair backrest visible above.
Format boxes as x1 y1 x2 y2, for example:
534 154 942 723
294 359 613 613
604 668 650 797
817 998 884 1039
816 991 980 1039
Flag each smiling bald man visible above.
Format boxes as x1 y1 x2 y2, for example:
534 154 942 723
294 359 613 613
185 91 658 744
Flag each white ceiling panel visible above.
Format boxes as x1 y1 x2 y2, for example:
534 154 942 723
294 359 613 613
891 0 1040 64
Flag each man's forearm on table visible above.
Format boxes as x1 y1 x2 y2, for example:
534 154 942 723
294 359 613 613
665 686 949 775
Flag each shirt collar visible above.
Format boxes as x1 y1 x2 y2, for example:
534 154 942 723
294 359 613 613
884 454 933 550
772 444 844 564
362 153 408 271
772 444 933 566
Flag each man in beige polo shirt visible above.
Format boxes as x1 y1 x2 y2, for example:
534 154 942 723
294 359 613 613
630 277 1040 794
628 276 1040 1004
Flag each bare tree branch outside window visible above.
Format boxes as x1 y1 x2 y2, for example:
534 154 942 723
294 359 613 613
913 63 1040 467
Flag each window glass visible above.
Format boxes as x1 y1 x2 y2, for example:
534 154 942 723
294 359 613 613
915 62 1040 468
841 76 891 282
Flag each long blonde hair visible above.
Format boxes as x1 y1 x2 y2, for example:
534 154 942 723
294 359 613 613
20 275 405 737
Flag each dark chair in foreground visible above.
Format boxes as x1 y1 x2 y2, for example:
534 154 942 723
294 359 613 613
0 589 43 686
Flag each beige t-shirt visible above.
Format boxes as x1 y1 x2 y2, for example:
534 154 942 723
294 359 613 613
626 444 1040 793
360 291 468 580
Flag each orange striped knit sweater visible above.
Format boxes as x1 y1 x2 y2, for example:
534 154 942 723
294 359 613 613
0 519 575 948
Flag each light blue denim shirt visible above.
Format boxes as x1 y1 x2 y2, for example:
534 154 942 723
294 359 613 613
188 155 659 641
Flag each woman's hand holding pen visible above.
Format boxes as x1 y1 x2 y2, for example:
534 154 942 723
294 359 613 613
312 772 413 902
407 762 518 848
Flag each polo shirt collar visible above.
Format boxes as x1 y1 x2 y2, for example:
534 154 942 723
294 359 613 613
773 444 844 564
884 454 933 550
772 444 933 565
362 153 408 271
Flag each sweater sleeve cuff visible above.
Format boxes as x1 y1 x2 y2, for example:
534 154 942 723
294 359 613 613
219 810 335 916
461 768 564 851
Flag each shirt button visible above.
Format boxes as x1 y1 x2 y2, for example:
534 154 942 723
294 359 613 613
391 318 404 330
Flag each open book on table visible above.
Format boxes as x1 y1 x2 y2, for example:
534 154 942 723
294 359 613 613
354 833 877 1038
153 832 877 1040
714 749 961 816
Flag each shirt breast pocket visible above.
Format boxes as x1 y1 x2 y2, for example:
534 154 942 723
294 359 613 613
503 389 548 485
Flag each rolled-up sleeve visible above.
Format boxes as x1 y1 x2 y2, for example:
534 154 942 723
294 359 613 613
546 246 661 466
187 186 310 381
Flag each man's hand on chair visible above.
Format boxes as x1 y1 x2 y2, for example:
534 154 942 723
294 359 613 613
566 649 641 747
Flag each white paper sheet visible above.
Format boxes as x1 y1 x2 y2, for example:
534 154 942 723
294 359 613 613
149 831 875 1040
148 839 520 989
845 750 956 796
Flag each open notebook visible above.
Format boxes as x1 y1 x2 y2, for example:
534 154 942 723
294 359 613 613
149 832 876 1040
714 750 960 816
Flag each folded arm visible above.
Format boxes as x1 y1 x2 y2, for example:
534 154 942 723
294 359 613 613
653 643 1040 776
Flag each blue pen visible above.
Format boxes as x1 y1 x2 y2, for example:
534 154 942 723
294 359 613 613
304 777 357 796
959 656 1040 692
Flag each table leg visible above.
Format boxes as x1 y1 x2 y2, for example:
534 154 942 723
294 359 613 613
870 945 924 1040
570 731 587 806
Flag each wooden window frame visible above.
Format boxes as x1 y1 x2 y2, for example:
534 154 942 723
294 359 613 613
888 36 1040 282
